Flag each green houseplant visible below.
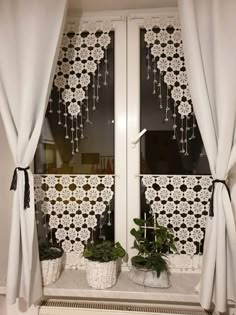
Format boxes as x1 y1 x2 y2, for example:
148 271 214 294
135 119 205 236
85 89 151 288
39 239 64 286
128 216 176 288
83 240 126 289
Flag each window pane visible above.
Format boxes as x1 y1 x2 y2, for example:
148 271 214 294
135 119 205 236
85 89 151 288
139 26 211 262
140 28 210 175
35 32 114 175
35 28 115 268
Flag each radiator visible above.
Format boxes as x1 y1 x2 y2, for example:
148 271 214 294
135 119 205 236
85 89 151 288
39 299 212 315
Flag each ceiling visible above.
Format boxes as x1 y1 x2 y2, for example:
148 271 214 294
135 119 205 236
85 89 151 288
68 0 178 12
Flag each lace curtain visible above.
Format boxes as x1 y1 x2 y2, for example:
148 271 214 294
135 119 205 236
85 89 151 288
50 20 113 154
143 16 196 155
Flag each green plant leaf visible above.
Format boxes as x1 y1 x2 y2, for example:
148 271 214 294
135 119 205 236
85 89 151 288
133 218 146 226
83 240 126 262
130 217 176 275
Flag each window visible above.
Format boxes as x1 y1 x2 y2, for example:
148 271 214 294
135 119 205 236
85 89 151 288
35 10 211 271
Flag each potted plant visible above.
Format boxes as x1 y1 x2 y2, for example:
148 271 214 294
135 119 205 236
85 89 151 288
83 240 126 289
128 216 176 288
39 239 64 286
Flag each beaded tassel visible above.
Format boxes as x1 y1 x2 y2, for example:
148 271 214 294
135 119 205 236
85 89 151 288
146 45 151 80
92 73 96 111
104 48 108 86
180 117 185 153
57 91 62 125
71 116 75 155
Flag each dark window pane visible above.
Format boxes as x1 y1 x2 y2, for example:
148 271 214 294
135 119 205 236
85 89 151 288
35 32 114 175
140 29 210 175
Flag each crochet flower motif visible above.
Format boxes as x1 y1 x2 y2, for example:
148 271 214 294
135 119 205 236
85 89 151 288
68 201 78 214
74 88 85 102
68 103 81 116
74 188 86 200
74 176 87 187
92 47 104 61
87 188 99 201
60 175 73 186
88 175 100 187
142 175 155 187
144 30 156 44
98 33 111 47
73 241 84 253
62 89 73 102
74 214 84 228
94 201 106 215
80 73 90 87
145 187 157 201
55 201 66 214
102 175 114 187
151 44 162 57
80 201 92 214
151 201 163 213
54 75 66 89
178 101 192 116
86 60 97 73
68 74 79 88
73 61 84 73
85 33 97 47
78 228 90 241
157 214 168 226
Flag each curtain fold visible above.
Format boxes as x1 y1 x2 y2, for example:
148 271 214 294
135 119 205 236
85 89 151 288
0 0 67 306
179 0 236 312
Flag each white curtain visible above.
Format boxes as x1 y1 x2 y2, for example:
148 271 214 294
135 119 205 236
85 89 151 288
0 0 67 307
179 0 236 312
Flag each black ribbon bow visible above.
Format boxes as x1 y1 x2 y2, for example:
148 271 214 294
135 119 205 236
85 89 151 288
209 179 231 217
10 167 30 210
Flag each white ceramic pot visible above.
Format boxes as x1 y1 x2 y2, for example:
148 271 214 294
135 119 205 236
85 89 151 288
128 266 170 288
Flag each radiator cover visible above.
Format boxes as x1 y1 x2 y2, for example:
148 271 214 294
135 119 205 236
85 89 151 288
39 299 212 315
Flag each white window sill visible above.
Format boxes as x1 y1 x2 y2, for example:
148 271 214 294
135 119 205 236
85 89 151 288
0 270 201 304
43 270 201 304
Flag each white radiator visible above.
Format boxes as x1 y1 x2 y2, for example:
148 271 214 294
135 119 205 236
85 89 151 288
39 299 212 315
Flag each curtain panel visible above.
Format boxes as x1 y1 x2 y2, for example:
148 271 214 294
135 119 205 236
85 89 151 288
179 0 236 312
0 0 67 306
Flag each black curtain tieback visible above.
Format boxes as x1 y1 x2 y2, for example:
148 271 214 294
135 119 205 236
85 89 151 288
10 167 30 210
209 179 231 217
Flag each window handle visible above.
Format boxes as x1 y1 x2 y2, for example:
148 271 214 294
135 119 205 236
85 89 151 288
131 128 147 148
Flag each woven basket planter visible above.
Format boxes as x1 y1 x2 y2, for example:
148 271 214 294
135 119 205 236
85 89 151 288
128 266 170 288
85 259 118 289
41 256 63 286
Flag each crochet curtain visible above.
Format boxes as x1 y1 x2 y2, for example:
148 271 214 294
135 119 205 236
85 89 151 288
0 0 67 306
179 0 236 312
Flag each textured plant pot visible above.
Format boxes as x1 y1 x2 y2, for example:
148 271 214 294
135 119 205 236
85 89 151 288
128 266 170 288
85 259 118 289
41 256 63 286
